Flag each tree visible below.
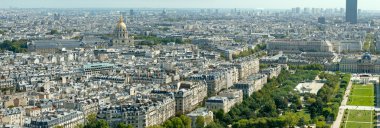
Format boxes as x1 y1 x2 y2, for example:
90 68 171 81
84 114 98 128
0 39 28 53
316 122 327 128
126 124 133 128
283 112 299 127
83 114 110 128
147 125 164 128
96 119 110 128
214 109 224 121
163 119 174 128
296 111 311 126
306 98 316 104
75 124 84 128
50 29 59 35
53 126 64 128
274 96 288 109
205 122 224 128
171 117 185 128
117 123 133 128
180 115 192 128
195 116 205 128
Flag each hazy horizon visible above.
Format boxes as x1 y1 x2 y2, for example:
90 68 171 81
1 0 379 10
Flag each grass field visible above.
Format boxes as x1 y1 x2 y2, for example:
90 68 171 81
342 110 375 128
344 122 372 128
347 84 375 106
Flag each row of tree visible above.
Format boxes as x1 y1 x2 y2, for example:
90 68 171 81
146 114 219 128
304 72 351 127
133 35 191 46
363 33 375 53
0 39 28 53
232 44 266 59
289 64 325 71
231 111 311 128
146 115 193 128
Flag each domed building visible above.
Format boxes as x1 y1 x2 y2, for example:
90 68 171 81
337 52 380 73
111 16 134 46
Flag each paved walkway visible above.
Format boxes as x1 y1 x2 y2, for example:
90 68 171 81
340 105 378 111
331 81 352 128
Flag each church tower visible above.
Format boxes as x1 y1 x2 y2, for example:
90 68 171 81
111 16 134 46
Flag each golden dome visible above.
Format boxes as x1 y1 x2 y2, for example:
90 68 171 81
116 16 127 31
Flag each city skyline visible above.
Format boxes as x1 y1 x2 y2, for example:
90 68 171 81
1 0 379 10
2 0 380 127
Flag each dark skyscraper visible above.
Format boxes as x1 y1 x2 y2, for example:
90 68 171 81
346 0 358 24
318 17 326 24
129 9 135 16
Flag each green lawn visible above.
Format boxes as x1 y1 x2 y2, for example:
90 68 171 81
351 88 374 97
344 122 372 128
346 110 373 122
352 84 373 89
347 84 375 106
348 96 375 106
342 110 375 128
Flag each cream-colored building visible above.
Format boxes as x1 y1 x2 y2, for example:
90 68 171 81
0 93 29 108
186 107 214 128
0 78 15 91
205 89 243 113
221 58 260 80
0 107 24 127
188 67 240 96
173 81 208 114
63 99 99 120
339 40 363 52
25 107 42 117
261 65 282 79
130 70 173 85
28 109 84 128
267 39 333 52
234 74 268 97
98 94 176 128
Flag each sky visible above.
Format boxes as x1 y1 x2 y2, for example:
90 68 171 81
1 0 379 10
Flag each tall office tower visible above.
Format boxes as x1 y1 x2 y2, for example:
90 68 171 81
340 8 345 14
161 9 167 16
346 0 357 24
53 13 61 21
295 7 301 14
304 8 310 14
318 17 326 24
129 9 135 16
